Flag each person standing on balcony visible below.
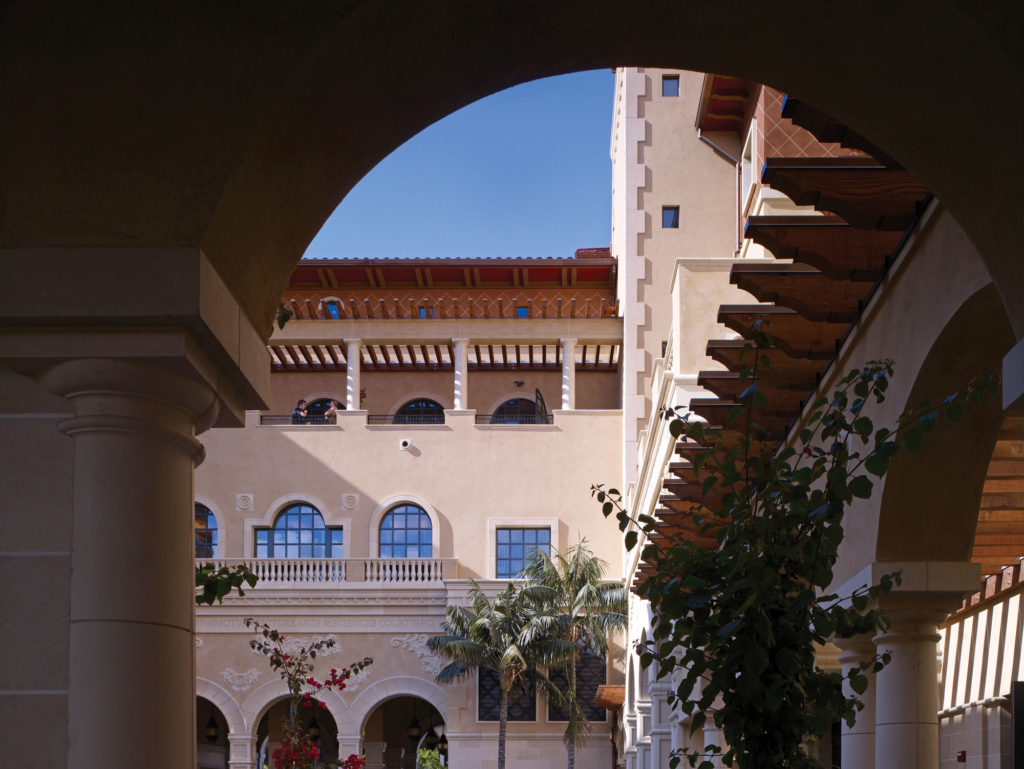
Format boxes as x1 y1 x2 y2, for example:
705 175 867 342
324 400 339 424
291 399 308 425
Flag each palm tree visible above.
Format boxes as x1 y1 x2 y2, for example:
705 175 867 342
522 540 628 769
427 581 570 769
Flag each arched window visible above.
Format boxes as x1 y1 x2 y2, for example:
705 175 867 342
194 503 218 558
491 398 537 424
379 503 433 558
394 398 445 425
307 398 344 424
255 503 342 558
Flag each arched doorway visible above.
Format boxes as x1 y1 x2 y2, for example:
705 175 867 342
256 697 342 769
362 696 446 769
196 697 229 769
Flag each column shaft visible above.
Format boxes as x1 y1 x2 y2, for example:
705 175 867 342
41 359 215 769
838 635 877 769
873 607 948 769
229 734 257 769
561 337 577 410
453 338 469 410
346 339 361 411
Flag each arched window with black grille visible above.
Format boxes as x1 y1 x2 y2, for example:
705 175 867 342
490 398 538 424
378 503 433 558
394 398 445 424
254 503 342 558
194 503 218 558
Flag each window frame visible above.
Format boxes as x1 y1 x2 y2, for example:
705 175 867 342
254 502 343 559
661 74 680 97
477 667 537 723
495 526 552 578
378 502 434 559
194 501 219 559
661 205 680 229
487 517 557 578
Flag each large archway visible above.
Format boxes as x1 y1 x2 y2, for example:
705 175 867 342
1 3 1021 338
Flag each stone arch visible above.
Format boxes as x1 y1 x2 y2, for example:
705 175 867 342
346 675 449 735
196 677 247 736
173 4 1020 341
240 678 357 737
875 283 1015 563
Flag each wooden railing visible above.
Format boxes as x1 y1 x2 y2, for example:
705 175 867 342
197 557 454 586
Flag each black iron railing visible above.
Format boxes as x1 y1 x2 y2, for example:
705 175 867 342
475 414 553 425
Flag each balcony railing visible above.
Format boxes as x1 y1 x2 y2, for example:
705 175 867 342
474 414 554 425
366 414 446 425
197 557 454 585
259 414 338 426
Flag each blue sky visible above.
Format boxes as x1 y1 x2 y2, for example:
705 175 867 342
303 70 615 261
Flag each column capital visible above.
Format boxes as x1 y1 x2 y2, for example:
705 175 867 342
40 358 219 452
451 337 470 344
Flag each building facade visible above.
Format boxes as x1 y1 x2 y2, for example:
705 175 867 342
611 68 1023 769
193 255 627 768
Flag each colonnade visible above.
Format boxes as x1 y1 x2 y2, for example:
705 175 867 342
621 563 979 769
341 336 580 412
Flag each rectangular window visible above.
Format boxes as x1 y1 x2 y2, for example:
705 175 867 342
548 651 607 722
662 206 680 228
496 527 551 578
661 75 680 97
325 300 341 319
515 306 529 319
418 306 433 318
478 668 536 721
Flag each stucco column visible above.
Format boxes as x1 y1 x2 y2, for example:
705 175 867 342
39 358 217 769
872 602 955 769
837 634 877 769
228 734 256 769
561 337 577 410
346 339 361 411
452 337 469 410
702 720 724 768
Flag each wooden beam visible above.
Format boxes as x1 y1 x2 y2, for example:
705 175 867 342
744 215 901 281
718 304 845 360
761 158 929 230
730 262 874 323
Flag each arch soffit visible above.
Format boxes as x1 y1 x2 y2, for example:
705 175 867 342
874 283 1015 563
181 4 1023 340
347 675 449 735
243 493 351 558
386 392 451 416
197 677 247 735
368 494 441 558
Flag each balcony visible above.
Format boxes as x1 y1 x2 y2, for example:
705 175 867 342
474 413 553 425
197 557 456 585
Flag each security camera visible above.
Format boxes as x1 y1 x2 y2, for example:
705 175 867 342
399 438 411 451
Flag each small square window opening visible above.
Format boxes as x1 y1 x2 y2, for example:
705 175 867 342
418 306 433 319
662 206 680 228
325 301 341 319
515 306 529 319
661 75 680 97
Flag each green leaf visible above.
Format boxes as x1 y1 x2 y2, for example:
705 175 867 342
946 401 965 422
849 475 873 499
625 530 638 551
853 417 872 438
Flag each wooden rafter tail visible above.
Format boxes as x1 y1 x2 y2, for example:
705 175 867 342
760 157 929 231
